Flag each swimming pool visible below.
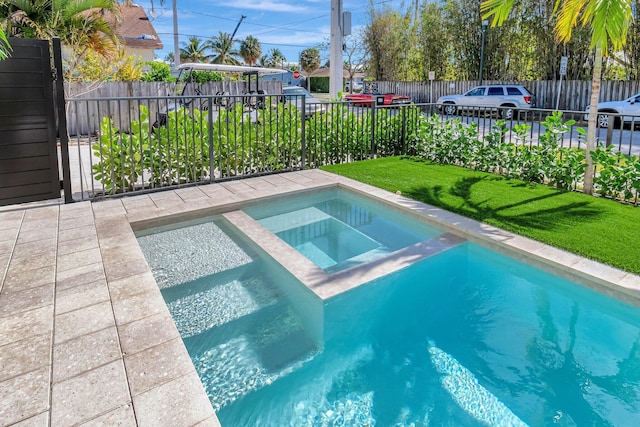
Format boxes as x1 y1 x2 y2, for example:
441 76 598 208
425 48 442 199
244 189 442 273
137 188 640 426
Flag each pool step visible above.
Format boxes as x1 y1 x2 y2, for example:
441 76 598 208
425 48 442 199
257 207 331 233
160 261 265 303
190 323 317 411
163 265 283 339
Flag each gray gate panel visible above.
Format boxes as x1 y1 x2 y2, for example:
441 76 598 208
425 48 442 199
0 38 60 206
0 183 58 202
0 142 50 158
0 157 50 173
0 169 54 186
0 128 49 145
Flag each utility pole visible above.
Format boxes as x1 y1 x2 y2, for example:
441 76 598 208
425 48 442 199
173 0 179 67
230 15 247 41
329 0 343 99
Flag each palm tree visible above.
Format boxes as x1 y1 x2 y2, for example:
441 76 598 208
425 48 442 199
268 48 286 68
239 35 261 66
180 36 210 63
2 0 121 68
207 31 241 65
0 0 120 55
481 0 632 195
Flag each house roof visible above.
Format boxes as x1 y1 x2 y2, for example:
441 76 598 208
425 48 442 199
106 5 163 50
307 67 366 79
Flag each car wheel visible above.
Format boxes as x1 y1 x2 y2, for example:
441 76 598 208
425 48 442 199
443 103 457 115
499 106 516 120
598 112 621 129
597 113 610 128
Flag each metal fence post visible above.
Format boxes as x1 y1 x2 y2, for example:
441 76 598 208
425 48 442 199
301 94 306 170
52 38 73 203
208 97 214 182
370 101 376 158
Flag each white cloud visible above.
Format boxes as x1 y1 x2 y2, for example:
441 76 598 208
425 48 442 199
215 0 308 13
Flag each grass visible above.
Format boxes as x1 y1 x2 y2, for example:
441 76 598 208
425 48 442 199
321 156 640 275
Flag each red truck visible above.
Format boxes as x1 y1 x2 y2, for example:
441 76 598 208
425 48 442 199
344 82 411 106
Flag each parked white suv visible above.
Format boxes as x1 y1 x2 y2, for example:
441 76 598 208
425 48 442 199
437 84 536 119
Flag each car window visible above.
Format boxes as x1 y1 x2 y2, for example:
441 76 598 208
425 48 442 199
488 87 505 96
633 95 640 103
466 87 485 96
283 88 310 96
506 87 523 95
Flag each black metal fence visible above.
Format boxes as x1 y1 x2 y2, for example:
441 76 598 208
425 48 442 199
65 93 640 202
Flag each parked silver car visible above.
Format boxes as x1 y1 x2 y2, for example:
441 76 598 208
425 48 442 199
437 84 536 119
282 86 326 115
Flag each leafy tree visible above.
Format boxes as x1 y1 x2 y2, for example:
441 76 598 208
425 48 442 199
364 3 406 80
418 2 450 80
482 0 633 194
299 47 320 90
341 32 369 92
180 36 211 63
624 0 640 79
441 0 490 80
239 35 261 66
68 49 143 82
208 31 241 65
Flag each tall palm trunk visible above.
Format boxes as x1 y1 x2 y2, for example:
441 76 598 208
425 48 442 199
584 44 603 195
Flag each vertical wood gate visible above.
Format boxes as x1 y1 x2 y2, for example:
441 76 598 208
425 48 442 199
0 38 69 206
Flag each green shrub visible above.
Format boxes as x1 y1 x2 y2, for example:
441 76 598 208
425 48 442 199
91 102 640 203
141 62 175 82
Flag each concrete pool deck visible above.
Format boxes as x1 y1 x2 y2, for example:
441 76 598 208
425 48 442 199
1 169 640 426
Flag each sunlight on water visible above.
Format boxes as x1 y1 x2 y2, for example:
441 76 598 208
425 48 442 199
427 340 528 427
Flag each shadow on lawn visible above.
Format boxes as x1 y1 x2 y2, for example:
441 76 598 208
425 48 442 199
405 176 603 232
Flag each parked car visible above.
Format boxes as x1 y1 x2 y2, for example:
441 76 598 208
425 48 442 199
345 80 363 92
584 93 640 128
344 82 411 106
437 84 536 119
282 86 326 115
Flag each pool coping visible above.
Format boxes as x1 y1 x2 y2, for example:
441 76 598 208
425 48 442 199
1 169 639 426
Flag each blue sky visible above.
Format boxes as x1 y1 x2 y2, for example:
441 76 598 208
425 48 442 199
134 1 401 64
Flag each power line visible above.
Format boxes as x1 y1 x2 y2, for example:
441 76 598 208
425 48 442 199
148 7 329 36
155 32 322 49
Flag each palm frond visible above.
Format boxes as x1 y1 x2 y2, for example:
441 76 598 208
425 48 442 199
480 0 516 26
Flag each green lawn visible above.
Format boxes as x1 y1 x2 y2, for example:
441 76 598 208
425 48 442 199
321 157 640 275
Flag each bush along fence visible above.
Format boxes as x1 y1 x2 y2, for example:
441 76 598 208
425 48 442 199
410 111 640 204
72 94 640 205
82 95 422 197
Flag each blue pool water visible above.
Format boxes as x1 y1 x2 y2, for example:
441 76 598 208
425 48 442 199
213 244 640 426
137 192 640 427
244 189 441 273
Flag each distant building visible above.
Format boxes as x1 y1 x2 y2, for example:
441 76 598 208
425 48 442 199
108 4 163 62
262 70 302 87
307 68 367 93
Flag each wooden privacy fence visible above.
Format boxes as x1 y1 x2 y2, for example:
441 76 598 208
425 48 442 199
65 80 282 135
375 80 640 111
